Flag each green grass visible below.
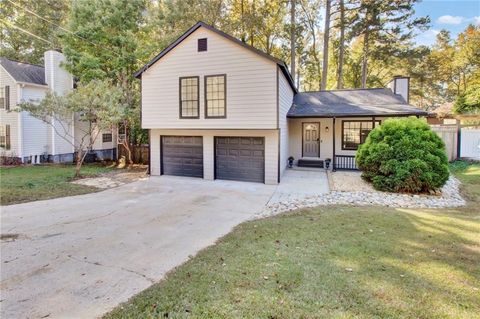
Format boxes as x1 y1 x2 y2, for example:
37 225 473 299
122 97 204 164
105 161 480 319
0 164 114 205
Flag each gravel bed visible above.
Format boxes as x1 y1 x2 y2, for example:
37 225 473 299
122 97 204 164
260 176 465 217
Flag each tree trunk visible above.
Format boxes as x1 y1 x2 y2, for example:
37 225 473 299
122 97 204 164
321 0 331 90
336 0 345 89
290 0 296 85
74 148 88 178
361 26 370 88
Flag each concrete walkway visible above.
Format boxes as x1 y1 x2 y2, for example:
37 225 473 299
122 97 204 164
268 168 330 204
1 176 276 319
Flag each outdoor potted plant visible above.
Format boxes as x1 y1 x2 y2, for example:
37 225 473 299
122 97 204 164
288 156 294 168
325 158 331 169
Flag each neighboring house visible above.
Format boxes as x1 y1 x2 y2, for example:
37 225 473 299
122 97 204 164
135 22 428 185
0 51 116 163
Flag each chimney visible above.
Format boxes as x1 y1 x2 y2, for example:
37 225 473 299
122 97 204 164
387 76 410 103
44 50 73 95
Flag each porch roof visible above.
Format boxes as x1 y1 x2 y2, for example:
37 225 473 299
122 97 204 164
287 88 429 118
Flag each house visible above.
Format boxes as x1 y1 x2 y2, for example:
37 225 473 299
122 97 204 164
135 22 428 185
0 51 116 163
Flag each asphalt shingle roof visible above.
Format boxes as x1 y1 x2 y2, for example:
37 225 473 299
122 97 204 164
288 88 428 117
0 57 47 85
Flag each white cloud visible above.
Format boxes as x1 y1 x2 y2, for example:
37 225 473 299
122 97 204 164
415 29 440 46
437 15 464 25
473 16 480 26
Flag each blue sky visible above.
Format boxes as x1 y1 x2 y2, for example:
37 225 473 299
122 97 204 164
414 0 480 46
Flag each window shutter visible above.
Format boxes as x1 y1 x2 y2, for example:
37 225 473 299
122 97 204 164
198 38 207 52
5 124 10 150
5 86 10 111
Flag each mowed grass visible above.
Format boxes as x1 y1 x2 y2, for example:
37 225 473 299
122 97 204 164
0 164 114 205
105 162 480 319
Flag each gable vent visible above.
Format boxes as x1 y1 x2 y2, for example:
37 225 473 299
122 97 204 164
198 38 207 52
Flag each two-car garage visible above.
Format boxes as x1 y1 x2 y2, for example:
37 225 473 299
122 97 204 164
160 136 265 183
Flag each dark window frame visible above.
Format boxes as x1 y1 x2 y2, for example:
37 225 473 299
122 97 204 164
341 120 381 150
0 87 4 109
102 133 113 143
179 76 200 119
204 74 226 119
198 38 208 52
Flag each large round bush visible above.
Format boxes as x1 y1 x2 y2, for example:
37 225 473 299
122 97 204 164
356 117 449 193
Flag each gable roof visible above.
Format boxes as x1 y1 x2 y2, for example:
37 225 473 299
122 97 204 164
134 21 297 93
288 88 429 118
0 57 47 86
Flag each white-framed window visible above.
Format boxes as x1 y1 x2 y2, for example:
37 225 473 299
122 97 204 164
0 125 10 150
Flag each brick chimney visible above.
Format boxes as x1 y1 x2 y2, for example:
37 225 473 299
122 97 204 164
387 76 410 103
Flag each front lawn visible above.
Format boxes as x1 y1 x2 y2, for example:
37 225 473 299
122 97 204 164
0 164 114 205
105 162 480 319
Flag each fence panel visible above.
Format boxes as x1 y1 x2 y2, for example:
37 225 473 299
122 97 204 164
430 125 458 161
460 128 480 159
118 144 149 164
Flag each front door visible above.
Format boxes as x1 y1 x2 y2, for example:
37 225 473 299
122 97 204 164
303 123 320 157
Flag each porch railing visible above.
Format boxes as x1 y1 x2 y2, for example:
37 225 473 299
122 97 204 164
334 155 358 170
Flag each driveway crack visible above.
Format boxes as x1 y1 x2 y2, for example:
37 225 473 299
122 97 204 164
67 255 155 284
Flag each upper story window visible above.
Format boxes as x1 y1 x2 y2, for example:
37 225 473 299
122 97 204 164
0 87 4 108
198 38 207 52
342 120 380 150
205 75 226 118
179 76 199 118
0 86 9 110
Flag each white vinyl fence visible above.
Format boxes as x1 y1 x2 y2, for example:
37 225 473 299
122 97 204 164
430 125 480 161
460 128 480 159
431 125 458 161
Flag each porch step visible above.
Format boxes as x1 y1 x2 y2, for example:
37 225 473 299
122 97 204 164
298 159 324 168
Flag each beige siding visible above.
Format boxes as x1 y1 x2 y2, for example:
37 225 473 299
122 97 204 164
278 68 294 178
288 117 390 166
288 118 334 164
141 27 277 129
0 66 20 157
150 129 279 185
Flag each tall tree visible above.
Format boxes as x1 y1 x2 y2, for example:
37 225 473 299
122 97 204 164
0 0 69 64
350 0 429 88
336 0 346 89
61 0 147 164
321 0 331 90
290 0 296 83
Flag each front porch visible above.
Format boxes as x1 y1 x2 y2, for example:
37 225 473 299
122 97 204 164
287 117 381 171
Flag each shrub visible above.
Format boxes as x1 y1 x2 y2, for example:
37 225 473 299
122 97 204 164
356 117 449 193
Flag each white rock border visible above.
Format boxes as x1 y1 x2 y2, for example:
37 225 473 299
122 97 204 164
259 176 465 218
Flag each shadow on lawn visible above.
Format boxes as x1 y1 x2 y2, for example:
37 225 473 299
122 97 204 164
104 205 480 319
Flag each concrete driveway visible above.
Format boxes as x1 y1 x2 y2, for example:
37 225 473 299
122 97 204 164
1 176 276 319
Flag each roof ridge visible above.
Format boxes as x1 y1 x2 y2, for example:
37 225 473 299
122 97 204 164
301 87 387 93
0 57 44 68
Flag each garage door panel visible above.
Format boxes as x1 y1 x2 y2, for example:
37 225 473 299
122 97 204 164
215 137 265 183
162 136 203 178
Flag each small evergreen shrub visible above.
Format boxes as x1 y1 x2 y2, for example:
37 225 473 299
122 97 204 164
356 117 449 193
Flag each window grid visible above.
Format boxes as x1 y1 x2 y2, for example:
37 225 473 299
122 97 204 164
205 75 226 118
342 120 380 150
102 133 113 143
0 125 5 148
179 77 199 118
0 87 4 109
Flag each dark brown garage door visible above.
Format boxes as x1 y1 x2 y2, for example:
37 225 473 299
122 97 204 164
215 137 265 183
161 136 203 178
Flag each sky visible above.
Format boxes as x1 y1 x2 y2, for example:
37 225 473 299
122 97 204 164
413 0 480 46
